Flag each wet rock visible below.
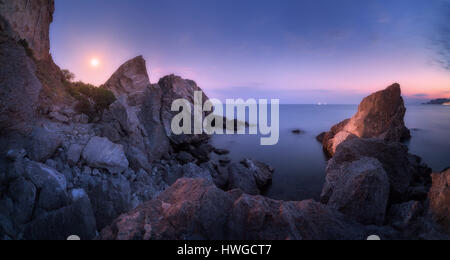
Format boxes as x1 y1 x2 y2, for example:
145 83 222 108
82 136 129 174
213 148 230 155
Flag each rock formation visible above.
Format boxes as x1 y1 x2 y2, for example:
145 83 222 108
0 0 54 61
318 84 411 156
1 0 448 241
429 169 450 234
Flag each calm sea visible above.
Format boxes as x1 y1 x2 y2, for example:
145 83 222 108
211 104 450 201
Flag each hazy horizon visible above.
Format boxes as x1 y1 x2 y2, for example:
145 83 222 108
50 0 450 104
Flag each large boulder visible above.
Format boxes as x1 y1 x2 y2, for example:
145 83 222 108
324 157 390 225
27 126 62 162
82 136 129 174
322 138 431 204
0 0 54 61
429 169 450 234
102 56 151 99
158 75 210 146
318 84 411 156
101 178 367 240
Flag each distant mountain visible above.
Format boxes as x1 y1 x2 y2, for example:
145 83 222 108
423 98 450 105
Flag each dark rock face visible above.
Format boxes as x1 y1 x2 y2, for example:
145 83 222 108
0 18 43 134
101 178 367 240
318 84 411 156
429 169 450 234
103 56 151 98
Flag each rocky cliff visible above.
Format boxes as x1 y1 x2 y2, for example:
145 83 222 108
0 0 54 61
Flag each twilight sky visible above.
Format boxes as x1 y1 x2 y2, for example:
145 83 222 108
51 0 450 104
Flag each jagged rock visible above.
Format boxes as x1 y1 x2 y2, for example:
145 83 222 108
227 159 274 195
0 0 54 61
82 136 129 174
188 143 214 162
103 56 151 98
324 157 390 225
101 178 367 240
27 126 62 162
158 75 210 146
22 189 97 240
74 114 89 124
429 169 450 233
5 149 26 161
318 84 411 156
213 148 230 155
323 138 431 204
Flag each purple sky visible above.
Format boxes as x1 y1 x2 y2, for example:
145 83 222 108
51 0 450 104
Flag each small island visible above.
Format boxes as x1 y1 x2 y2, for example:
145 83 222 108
423 98 450 105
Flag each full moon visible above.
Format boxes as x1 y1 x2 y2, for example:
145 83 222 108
90 58 100 67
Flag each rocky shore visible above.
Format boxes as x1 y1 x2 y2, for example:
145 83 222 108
1 0 449 240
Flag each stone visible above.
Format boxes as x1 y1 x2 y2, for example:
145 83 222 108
103 56 151 98
325 157 390 225
227 162 260 195
319 84 411 155
38 181 69 211
74 113 89 124
5 149 26 161
188 143 214 162
27 126 62 162
24 161 67 190
429 169 450 233
66 143 84 166
49 111 69 123
82 136 129 174
213 148 230 155
163 163 213 185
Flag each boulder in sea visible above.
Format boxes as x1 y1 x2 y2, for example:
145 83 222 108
318 84 411 156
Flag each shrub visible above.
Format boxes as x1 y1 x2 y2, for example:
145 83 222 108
18 39 34 58
65 80 116 121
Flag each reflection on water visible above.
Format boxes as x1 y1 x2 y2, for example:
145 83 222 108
211 104 450 201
